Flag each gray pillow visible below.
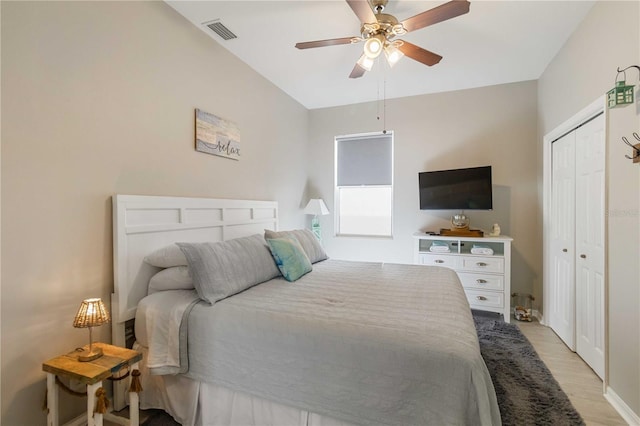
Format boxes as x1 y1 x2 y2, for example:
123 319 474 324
144 244 188 268
264 229 328 264
177 234 280 304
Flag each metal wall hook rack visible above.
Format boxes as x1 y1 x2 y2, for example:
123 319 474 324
622 132 640 163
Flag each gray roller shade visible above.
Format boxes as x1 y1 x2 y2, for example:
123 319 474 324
337 135 393 186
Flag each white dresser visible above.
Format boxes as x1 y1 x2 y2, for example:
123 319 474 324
413 233 513 323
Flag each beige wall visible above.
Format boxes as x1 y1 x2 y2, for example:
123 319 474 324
308 81 541 298
538 0 640 417
0 2 308 424
3 0 639 423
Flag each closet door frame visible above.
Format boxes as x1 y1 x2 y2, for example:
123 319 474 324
542 96 608 386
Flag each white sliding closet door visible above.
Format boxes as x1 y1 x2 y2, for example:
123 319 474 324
550 131 577 350
574 116 605 379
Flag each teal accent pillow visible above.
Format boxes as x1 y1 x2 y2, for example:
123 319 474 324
266 236 312 282
264 229 328 264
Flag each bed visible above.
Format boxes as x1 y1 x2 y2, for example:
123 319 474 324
112 195 500 425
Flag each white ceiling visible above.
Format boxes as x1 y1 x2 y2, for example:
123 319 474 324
166 1 594 110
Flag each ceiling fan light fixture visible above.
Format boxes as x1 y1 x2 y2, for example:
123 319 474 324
363 34 385 58
356 53 375 72
384 43 404 67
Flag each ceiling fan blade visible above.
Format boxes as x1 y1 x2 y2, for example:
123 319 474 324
401 0 470 33
346 0 377 24
295 37 357 49
398 41 443 66
349 63 366 79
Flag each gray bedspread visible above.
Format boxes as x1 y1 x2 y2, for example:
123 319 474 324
182 260 500 425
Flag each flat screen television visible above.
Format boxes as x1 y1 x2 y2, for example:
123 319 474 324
419 166 493 210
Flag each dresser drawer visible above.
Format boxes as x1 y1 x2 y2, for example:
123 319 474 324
465 289 504 309
460 256 504 273
457 273 504 291
418 253 459 269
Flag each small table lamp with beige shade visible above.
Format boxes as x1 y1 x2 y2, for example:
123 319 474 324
304 198 330 241
73 298 110 362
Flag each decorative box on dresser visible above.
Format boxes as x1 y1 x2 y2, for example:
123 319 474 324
413 233 513 323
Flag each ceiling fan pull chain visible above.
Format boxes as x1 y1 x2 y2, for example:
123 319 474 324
376 78 381 122
383 76 387 133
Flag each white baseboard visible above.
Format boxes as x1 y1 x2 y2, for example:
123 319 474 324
604 386 640 425
533 309 544 324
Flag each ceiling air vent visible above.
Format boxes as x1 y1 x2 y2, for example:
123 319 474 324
203 20 237 41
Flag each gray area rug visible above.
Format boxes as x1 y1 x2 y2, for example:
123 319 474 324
473 311 584 426
143 311 584 425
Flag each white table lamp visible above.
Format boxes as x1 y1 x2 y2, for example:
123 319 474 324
304 199 330 240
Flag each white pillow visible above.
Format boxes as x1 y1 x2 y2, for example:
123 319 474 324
144 244 188 268
148 266 193 294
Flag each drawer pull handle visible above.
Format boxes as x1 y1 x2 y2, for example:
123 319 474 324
476 262 488 267
562 248 568 252
580 254 586 259
476 279 487 284
476 296 487 301
435 260 444 264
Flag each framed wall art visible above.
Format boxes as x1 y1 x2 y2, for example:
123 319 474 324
195 108 241 160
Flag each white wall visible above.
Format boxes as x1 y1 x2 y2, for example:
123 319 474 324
538 0 640 418
308 81 541 298
1 2 308 424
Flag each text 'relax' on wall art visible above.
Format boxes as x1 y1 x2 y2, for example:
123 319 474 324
195 108 240 160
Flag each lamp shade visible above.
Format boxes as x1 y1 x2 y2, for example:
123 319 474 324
356 53 374 72
363 34 385 59
384 44 404 67
304 199 330 216
73 298 110 328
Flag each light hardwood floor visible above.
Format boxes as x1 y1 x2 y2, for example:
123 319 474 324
517 318 628 426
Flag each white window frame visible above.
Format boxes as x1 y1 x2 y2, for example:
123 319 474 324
334 131 394 238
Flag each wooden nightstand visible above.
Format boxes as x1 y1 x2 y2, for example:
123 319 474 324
42 342 142 426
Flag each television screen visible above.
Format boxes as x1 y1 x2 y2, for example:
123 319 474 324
419 166 493 210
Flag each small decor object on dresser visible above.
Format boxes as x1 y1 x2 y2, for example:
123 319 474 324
195 108 241 160
488 223 501 236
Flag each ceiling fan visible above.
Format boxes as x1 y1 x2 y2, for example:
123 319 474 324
295 0 470 78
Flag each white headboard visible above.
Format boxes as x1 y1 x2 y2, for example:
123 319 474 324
111 194 278 339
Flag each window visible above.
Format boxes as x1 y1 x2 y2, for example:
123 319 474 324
335 132 393 237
